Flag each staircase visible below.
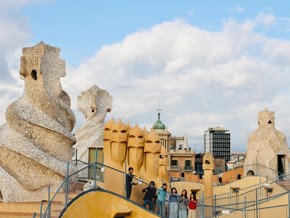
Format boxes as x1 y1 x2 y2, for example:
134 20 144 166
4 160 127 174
278 179 290 190
0 182 85 218
0 201 64 218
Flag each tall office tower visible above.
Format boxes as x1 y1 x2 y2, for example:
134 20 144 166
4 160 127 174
204 127 231 166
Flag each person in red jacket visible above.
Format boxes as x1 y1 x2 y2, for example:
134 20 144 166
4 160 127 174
188 192 198 218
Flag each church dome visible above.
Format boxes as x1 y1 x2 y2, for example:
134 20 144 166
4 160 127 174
153 112 166 130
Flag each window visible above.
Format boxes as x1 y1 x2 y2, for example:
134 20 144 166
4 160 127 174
171 160 178 166
215 166 221 174
185 160 191 166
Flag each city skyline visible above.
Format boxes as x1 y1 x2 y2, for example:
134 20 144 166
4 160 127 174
1 1 290 151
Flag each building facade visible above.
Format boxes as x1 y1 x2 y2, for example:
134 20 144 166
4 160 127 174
152 111 195 180
204 127 231 167
152 111 171 152
195 153 226 177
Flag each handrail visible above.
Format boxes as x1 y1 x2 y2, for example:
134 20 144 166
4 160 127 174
34 160 290 218
200 173 290 202
42 160 105 218
39 158 167 218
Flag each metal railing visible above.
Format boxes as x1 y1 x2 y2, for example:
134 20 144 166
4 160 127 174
184 166 194 171
34 159 172 218
195 170 290 218
33 160 290 218
170 163 290 218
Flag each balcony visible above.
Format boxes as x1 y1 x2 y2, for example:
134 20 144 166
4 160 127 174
184 166 193 171
170 149 194 154
171 165 180 171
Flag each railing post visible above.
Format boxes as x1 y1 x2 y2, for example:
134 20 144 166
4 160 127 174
75 149 77 166
229 184 232 211
288 191 290 218
201 191 204 218
236 192 238 210
48 186 51 218
65 161 70 208
94 161 97 189
214 194 217 218
255 188 258 218
244 196 247 218
266 176 269 201
40 200 43 218
124 160 127 198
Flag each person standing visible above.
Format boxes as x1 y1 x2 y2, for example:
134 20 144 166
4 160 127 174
178 189 189 218
126 167 137 199
142 181 157 211
169 187 179 218
188 192 198 218
165 191 170 218
157 183 167 217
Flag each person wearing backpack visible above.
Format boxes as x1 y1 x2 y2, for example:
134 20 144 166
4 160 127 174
188 192 198 218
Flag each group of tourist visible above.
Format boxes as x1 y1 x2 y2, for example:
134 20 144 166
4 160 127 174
143 182 198 218
126 167 198 218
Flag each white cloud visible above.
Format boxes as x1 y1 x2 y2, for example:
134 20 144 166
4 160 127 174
1 10 290 152
229 5 246 14
255 12 276 26
64 17 290 151
0 1 39 127
0 0 48 12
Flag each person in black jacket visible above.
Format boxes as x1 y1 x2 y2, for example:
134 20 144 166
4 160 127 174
142 181 157 211
126 167 137 199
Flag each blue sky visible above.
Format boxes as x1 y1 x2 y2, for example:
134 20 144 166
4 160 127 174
22 1 290 65
1 0 290 152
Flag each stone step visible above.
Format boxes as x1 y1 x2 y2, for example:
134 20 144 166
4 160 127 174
48 192 81 203
0 212 37 218
278 180 290 189
0 188 83 218
0 211 59 218
0 201 64 210
0 201 64 218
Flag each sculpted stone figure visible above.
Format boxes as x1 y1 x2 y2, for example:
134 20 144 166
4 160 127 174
103 119 167 202
244 108 289 178
103 119 129 196
103 118 115 158
158 146 168 180
142 128 162 181
0 42 76 202
74 85 112 162
126 125 145 203
154 146 169 192
127 125 144 176
111 120 129 164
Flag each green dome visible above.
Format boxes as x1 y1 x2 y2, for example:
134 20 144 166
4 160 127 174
153 112 166 130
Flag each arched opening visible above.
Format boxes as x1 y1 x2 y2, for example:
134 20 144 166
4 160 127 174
247 170 255 176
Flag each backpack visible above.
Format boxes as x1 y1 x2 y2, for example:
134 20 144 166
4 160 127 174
188 200 197 210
